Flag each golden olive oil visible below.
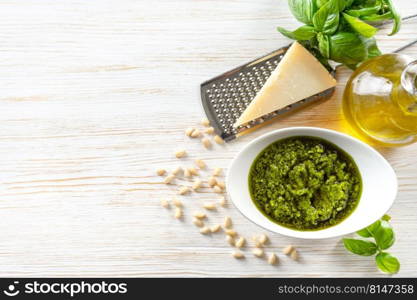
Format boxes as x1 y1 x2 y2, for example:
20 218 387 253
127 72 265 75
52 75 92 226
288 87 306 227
343 54 417 146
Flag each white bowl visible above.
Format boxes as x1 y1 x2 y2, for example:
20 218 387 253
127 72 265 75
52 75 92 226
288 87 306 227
226 127 398 239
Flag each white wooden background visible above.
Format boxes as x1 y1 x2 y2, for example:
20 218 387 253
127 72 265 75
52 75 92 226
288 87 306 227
0 0 416 277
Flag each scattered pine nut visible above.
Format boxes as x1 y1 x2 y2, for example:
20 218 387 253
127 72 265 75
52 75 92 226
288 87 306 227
200 227 211 234
283 245 295 255
178 186 191 195
216 181 225 189
202 138 212 149
213 185 223 193
225 229 237 237
204 127 215 135
195 159 206 169
188 167 199 176
268 253 279 265
219 196 227 207
201 118 210 127
193 212 207 220
252 248 264 258
192 179 203 191
208 176 217 187
184 168 192 178
252 236 263 248
172 166 183 176
191 129 201 138
290 249 299 261
203 202 216 210
259 233 269 245
172 198 183 207
174 207 182 219
185 127 195 137
235 237 246 248
226 235 235 246
157 169 166 176
175 150 187 158
193 218 204 227
224 216 232 229
210 224 222 233
213 168 222 176
232 251 245 259
213 135 224 145
161 199 170 208
163 175 175 184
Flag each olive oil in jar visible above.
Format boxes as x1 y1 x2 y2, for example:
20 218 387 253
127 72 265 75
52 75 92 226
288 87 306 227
343 54 417 146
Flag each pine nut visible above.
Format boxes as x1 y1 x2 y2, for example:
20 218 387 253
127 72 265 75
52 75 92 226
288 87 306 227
193 218 204 227
213 168 222 176
185 127 195 137
224 216 232 229
259 233 269 245
213 135 224 145
195 159 206 169
252 248 264 258
188 167 198 176
225 229 237 237
175 150 187 158
213 185 223 193
290 249 299 261
192 179 203 191
178 186 191 195
174 207 182 219
172 198 183 207
161 199 170 208
210 224 221 233
191 129 201 138
219 196 227 207
193 212 207 219
157 169 166 176
163 175 175 184
202 138 212 149
204 127 215 135
172 166 183 176
235 237 246 248
203 202 216 210
283 245 295 255
226 235 235 246
184 168 192 178
232 251 245 259
201 118 210 127
208 176 217 187
216 181 225 189
268 253 279 265
200 226 211 234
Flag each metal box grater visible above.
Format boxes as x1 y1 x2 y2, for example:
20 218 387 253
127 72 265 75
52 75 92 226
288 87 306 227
200 45 336 142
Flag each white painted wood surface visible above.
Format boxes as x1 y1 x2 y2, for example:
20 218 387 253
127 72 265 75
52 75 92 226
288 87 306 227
0 0 416 277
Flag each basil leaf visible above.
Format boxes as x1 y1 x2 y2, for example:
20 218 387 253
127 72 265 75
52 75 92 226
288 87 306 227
323 12 340 35
343 13 378 37
317 33 330 58
316 0 330 8
382 214 391 222
313 0 346 31
383 0 401 36
343 238 378 256
363 37 381 59
277 25 317 41
329 32 367 66
346 6 380 17
373 220 395 250
288 0 317 25
375 252 400 274
356 219 381 237
361 11 393 21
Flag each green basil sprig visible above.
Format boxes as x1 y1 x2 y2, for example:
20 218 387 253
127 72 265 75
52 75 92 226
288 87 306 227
342 215 400 274
278 0 401 69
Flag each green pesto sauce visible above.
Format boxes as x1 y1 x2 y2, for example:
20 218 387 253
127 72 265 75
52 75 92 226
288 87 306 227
249 136 362 231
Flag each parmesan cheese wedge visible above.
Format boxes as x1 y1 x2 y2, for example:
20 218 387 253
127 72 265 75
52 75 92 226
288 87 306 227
234 42 336 127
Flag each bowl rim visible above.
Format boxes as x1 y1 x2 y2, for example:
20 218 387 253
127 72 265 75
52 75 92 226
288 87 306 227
226 126 398 239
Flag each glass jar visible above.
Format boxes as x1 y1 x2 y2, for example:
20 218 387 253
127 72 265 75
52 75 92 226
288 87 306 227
343 54 417 146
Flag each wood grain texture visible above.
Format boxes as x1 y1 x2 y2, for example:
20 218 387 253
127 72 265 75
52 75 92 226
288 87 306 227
0 0 416 277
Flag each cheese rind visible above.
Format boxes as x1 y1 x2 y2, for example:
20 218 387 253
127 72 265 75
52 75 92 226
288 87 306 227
234 42 337 127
